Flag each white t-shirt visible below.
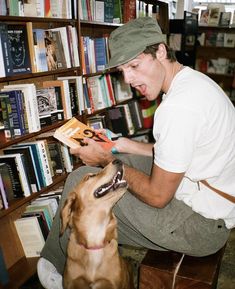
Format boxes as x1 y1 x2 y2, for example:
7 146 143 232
153 67 235 229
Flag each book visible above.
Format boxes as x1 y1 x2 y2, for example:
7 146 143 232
219 12 231 27
44 29 67 70
33 28 48 72
123 0 136 23
6 24 32 75
14 217 45 257
54 117 114 150
0 92 14 139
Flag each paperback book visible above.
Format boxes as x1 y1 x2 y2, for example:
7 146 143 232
54 117 114 150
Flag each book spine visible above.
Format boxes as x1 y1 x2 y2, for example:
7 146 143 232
8 91 25 136
15 154 32 197
36 141 53 186
0 95 14 139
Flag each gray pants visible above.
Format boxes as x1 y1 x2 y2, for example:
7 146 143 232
41 154 230 275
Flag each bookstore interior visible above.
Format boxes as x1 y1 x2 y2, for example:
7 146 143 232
0 0 235 288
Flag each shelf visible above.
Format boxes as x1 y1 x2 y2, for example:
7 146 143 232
0 173 67 219
0 15 77 24
198 26 235 32
0 67 81 83
0 257 39 289
197 46 235 60
80 20 122 27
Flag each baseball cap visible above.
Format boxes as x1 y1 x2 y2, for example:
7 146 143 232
106 17 166 69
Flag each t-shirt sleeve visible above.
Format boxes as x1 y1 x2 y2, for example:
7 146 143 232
153 105 202 173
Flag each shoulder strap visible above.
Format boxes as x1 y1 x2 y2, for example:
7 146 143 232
200 180 235 204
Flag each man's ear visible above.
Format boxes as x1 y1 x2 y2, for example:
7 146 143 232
156 43 167 62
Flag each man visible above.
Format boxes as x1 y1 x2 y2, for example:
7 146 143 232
38 17 235 288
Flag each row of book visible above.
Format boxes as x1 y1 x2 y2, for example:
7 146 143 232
0 22 79 77
86 97 158 138
198 32 235 48
79 0 122 24
0 73 136 139
14 187 63 257
0 0 77 19
0 75 85 139
0 138 77 210
81 35 109 74
197 7 235 27
196 58 235 76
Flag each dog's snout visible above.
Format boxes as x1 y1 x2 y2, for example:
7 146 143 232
112 159 122 166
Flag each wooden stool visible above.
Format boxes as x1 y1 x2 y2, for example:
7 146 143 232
139 246 225 289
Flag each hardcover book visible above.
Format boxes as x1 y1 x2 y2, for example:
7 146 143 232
54 117 114 150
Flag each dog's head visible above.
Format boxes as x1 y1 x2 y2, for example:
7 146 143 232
60 159 127 245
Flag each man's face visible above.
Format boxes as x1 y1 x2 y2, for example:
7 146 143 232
117 53 165 100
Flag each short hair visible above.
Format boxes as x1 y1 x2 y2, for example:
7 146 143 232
143 43 177 62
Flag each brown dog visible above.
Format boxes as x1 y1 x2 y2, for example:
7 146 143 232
60 159 134 289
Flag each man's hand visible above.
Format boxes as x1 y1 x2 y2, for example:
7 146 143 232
70 138 114 167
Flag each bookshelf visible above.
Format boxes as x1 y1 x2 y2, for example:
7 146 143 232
0 2 161 287
0 6 82 288
196 26 235 101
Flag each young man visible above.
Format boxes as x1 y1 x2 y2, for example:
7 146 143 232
38 17 235 288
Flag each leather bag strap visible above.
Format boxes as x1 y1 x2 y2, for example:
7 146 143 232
200 180 235 204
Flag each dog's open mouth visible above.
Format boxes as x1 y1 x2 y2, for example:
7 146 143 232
94 169 127 198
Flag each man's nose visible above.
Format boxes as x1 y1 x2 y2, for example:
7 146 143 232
123 70 133 85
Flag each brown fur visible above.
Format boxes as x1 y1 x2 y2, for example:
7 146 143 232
60 160 134 289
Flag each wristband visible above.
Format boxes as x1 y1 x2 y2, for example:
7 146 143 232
111 147 119 154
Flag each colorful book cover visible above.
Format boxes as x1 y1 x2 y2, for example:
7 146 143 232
54 117 114 150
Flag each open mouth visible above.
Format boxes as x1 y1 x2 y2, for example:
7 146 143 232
94 169 127 198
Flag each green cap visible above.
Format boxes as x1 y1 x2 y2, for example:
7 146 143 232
106 17 166 69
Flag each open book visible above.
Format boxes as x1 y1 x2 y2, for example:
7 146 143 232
54 117 114 150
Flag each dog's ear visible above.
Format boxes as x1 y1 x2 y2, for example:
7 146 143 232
60 191 76 236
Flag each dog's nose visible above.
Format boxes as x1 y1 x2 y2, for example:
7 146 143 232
112 159 122 165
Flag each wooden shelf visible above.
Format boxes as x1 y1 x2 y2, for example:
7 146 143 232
0 257 39 289
0 173 67 219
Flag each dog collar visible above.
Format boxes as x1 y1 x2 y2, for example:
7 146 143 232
80 243 107 250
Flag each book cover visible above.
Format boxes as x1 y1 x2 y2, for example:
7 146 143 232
42 80 66 121
33 28 48 72
54 117 114 150
14 217 45 257
219 12 231 27
7 24 32 75
44 29 67 70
